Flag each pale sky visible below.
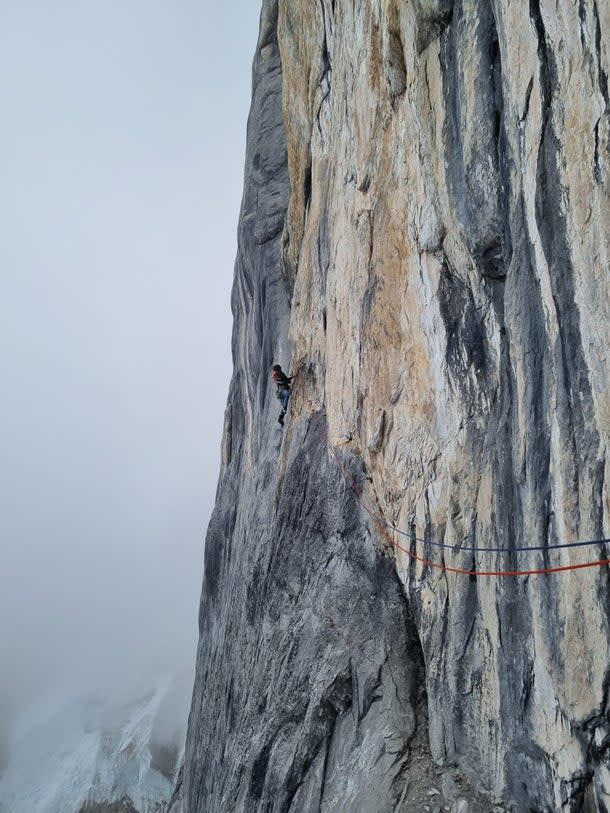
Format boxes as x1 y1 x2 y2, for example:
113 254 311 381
0 0 261 729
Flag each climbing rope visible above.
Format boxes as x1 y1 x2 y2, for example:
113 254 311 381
311 414 610 577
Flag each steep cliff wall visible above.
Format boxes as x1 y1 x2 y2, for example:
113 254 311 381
182 1 610 811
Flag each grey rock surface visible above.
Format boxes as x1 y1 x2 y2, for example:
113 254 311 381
441 773 458 802
181 0 610 811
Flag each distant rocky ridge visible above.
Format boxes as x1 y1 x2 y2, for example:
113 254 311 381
0 682 183 813
179 1 610 811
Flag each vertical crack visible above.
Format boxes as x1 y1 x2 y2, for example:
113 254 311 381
593 117 602 183
592 0 610 110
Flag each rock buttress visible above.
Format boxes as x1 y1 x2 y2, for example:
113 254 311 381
184 3 430 811
183 1 610 811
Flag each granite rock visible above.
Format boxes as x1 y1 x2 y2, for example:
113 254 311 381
181 0 610 810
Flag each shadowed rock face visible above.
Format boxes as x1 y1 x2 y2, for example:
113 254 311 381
182 1 610 811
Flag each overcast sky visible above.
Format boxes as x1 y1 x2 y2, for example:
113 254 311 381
0 0 261 728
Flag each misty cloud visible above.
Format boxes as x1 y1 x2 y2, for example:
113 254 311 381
0 0 261 796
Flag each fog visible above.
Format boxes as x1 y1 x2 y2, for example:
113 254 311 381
0 0 260 754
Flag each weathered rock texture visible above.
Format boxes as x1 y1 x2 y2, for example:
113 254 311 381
183 0 610 810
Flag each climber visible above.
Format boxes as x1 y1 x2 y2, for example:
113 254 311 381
272 364 294 426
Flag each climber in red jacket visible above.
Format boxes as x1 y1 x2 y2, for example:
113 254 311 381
272 364 293 426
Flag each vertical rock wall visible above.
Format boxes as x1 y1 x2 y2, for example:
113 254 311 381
183 1 610 811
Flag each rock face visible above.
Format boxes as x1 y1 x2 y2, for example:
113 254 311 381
183 1 610 811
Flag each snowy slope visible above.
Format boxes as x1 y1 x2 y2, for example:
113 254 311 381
0 681 183 813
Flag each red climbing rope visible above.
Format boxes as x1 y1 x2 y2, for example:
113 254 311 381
311 414 610 578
